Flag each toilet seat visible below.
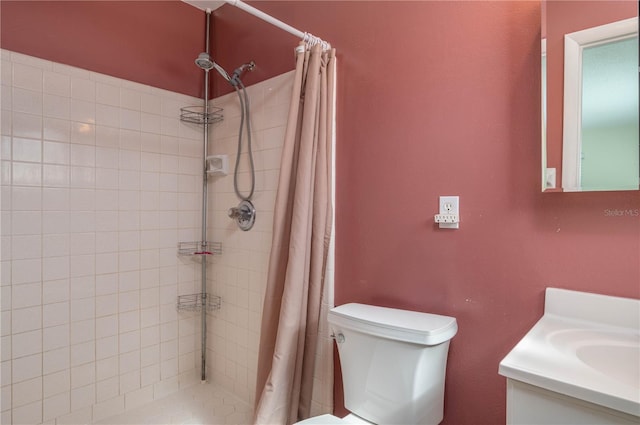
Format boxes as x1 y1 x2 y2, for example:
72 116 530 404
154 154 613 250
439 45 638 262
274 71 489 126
295 414 373 424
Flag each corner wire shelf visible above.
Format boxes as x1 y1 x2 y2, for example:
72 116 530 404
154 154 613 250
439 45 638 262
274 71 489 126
177 293 221 312
177 241 222 257
180 106 223 125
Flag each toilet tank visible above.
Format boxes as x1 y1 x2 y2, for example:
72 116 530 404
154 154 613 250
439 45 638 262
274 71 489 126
329 304 457 425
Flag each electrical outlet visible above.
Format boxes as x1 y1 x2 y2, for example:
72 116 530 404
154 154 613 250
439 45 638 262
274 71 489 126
435 196 459 229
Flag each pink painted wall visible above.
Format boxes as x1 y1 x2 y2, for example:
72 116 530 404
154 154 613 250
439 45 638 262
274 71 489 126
0 0 206 98
2 1 639 423
545 1 637 186
213 1 640 423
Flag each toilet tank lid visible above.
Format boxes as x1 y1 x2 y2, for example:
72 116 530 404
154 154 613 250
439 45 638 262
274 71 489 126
329 303 458 346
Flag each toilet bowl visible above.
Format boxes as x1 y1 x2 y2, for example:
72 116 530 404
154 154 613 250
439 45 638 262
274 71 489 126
295 303 457 425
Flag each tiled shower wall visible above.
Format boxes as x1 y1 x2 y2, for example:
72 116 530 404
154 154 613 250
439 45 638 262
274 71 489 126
205 71 294 405
0 50 205 424
205 70 334 416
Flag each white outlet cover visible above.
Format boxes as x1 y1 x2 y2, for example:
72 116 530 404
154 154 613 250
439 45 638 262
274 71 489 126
438 196 459 229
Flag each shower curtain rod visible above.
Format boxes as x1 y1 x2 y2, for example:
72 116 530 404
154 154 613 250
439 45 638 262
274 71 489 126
224 0 331 50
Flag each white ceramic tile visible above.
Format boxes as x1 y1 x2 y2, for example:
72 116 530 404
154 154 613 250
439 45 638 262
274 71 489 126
119 290 140 313
11 279 41 307
71 362 95 389
43 140 70 165
160 135 179 155
118 191 139 211
95 168 118 189
120 109 141 131
140 325 159 348
43 391 70 422
68 211 94 233
69 99 96 124
42 279 69 304
12 62 43 91
93 394 125 422
11 234 42 260
42 212 69 235
12 305 41 334
140 132 161 153
55 406 92 425
70 298 94 322
96 356 118 382
118 169 140 190
95 125 119 148
43 256 70 281
120 129 141 151
43 368 70 397
119 310 140 334
119 350 140 375
42 118 68 144
96 104 120 127
12 137 41 163
95 189 119 211
96 83 120 106
11 399 42 424
70 319 94 345
69 254 95 278
96 315 117 339
96 335 118 361
70 341 94 367
95 273 117 296
70 121 95 145
13 87 42 115
12 161 41 186
69 276 95 300
12 328 42 359
43 71 70 96
118 370 140 395
119 149 140 171
140 171 159 191
69 165 95 188
12 111 42 139
70 144 95 167
95 146 118 169
118 270 139 293
42 164 69 187
70 383 95 411
96 376 119 403
43 93 70 119
69 232 95 255
95 252 118 275
42 324 69 352
71 77 95 101
12 352 42 383
43 301 69 328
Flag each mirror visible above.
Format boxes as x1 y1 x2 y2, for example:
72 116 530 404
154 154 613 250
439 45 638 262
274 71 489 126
542 1 639 192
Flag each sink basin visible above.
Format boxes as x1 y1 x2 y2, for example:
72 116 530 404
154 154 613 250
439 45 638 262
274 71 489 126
549 328 640 389
499 288 640 418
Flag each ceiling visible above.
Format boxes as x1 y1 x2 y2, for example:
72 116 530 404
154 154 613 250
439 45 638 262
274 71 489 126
182 0 226 12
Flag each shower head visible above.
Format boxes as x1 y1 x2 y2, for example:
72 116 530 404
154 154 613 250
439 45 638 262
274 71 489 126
195 52 232 82
195 52 214 71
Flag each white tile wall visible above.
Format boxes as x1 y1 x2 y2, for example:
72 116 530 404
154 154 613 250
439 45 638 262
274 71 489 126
206 71 294 405
1 49 205 424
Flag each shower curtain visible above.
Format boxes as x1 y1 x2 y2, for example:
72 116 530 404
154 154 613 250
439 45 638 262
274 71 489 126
254 43 336 424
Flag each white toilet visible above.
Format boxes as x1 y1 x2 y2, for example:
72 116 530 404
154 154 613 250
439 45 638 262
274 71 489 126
297 303 457 425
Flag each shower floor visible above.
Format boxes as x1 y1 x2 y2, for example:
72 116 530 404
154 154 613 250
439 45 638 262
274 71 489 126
95 382 253 425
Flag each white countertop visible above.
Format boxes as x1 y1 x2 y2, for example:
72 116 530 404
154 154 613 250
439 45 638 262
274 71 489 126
499 288 640 417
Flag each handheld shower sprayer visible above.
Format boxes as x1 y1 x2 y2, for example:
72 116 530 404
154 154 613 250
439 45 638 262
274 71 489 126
194 52 232 82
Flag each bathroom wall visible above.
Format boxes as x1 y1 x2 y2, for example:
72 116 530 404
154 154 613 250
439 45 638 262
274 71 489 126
1 1 638 424
1 49 205 424
0 1 206 98
213 2 640 424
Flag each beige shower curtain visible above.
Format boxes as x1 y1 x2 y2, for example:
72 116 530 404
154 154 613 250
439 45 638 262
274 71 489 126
254 43 336 425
